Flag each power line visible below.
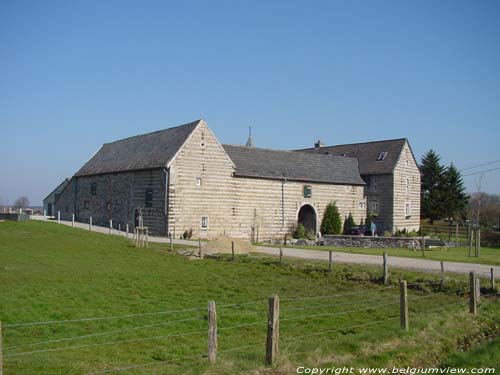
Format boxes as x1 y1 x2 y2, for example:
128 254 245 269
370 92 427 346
461 159 500 171
463 166 500 177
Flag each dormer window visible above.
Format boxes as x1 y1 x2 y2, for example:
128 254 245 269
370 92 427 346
376 152 388 161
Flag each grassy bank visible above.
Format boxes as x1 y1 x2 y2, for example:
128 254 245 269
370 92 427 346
1 221 499 374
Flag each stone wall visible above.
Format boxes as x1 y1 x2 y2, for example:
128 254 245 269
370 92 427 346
392 141 421 233
55 169 168 236
323 234 421 249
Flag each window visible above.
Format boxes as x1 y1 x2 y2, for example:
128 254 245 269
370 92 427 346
83 201 90 209
376 152 388 161
201 216 209 229
196 178 202 187
367 176 377 192
91 183 97 196
358 201 366 210
369 201 379 214
303 185 312 198
145 189 153 208
405 202 411 217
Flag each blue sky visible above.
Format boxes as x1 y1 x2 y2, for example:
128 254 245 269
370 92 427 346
1 0 499 205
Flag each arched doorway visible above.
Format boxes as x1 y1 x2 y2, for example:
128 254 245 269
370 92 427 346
297 204 317 235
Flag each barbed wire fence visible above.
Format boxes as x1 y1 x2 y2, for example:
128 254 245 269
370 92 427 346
0 272 498 374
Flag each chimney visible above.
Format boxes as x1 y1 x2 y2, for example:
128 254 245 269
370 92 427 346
314 140 325 148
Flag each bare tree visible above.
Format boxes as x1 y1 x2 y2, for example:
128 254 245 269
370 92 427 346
468 192 500 229
13 196 30 209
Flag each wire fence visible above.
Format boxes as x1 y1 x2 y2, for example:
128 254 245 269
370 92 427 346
1 277 498 374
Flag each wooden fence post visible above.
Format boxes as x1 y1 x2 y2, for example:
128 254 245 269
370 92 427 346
266 294 280 366
231 241 235 261
284 234 287 246
57 211 60 224
118 223 121 233
491 268 496 290
328 251 333 272
279 247 283 264
198 238 202 258
89 217 92 231
109 220 113 234
477 229 481 257
169 234 173 252
126 224 129 239
440 261 445 286
476 278 481 304
400 280 408 331
208 301 217 364
383 252 389 285
72 213 75 227
469 229 474 257
470 272 477 315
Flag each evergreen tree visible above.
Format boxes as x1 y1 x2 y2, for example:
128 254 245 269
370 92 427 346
420 149 446 223
321 201 342 235
343 212 356 234
442 163 469 220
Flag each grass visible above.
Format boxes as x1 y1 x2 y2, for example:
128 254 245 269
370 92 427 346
442 336 500 371
0 221 499 374
259 243 500 266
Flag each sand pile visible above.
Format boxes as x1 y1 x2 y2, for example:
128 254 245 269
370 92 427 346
202 236 255 255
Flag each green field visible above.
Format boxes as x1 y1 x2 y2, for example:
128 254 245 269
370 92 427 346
263 243 500 266
1 221 499 374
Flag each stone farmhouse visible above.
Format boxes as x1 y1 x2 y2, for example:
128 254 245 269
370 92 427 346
51 119 420 240
298 138 421 234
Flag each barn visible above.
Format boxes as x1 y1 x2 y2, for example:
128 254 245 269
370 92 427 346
53 119 368 240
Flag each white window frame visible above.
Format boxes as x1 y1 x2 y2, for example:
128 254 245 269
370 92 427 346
201 216 209 229
196 177 202 187
358 201 366 210
405 202 411 217
369 201 379 214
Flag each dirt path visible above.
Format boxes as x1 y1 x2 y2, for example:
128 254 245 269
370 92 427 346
39 217 499 278
255 245 499 278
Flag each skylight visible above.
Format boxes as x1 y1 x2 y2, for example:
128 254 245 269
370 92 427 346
376 151 388 161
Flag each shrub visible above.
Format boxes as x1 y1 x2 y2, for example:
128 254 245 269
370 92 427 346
382 230 392 237
343 213 356 234
294 223 306 239
305 229 316 240
182 228 193 240
321 201 342 235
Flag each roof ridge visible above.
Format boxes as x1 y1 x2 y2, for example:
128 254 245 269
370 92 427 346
297 137 407 151
222 144 359 160
104 119 202 145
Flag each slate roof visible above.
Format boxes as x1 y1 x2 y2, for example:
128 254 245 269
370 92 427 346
297 138 407 175
75 120 201 176
43 178 70 201
222 145 365 185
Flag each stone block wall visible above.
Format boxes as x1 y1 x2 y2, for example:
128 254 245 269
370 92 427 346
323 234 421 249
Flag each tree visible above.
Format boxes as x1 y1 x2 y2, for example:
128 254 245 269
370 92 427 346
321 201 342 235
13 196 30 209
420 150 446 223
468 193 500 228
442 163 469 220
343 212 356 234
